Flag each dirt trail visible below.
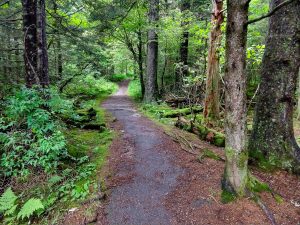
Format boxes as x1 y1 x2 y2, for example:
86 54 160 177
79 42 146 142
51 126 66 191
100 81 184 225
95 81 300 225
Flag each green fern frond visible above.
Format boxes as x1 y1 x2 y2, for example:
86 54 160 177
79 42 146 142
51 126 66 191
17 198 44 220
0 187 18 213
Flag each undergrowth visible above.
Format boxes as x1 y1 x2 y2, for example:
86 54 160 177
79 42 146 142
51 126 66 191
0 77 115 224
128 79 142 101
108 73 133 82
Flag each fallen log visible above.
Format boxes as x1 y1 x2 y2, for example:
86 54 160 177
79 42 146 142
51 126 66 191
160 106 203 118
175 116 225 147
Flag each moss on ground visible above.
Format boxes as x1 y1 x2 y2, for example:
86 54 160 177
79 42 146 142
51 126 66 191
247 174 271 193
221 189 236 203
198 149 223 162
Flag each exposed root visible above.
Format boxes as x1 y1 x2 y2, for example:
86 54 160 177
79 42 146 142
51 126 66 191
249 192 277 225
164 130 199 155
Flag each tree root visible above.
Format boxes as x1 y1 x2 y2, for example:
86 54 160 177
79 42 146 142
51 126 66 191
249 191 277 225
164 130 199 155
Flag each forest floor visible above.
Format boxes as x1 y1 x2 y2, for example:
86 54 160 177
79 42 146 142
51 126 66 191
64 81 300 225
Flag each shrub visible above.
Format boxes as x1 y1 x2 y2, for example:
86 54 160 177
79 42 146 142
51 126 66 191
108 73 133 82
128 79 142 101
64 75 117 98
0 87 70 177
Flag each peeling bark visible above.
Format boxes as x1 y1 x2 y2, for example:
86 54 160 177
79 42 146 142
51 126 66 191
203 0 224 120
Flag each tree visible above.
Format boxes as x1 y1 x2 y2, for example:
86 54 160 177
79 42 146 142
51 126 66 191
203 0 224 120
248 0 300 173
144 0 159 102
22 0 38 87
21 0 49 88
174 0 190 89
37 0 49 87
222 0 250 196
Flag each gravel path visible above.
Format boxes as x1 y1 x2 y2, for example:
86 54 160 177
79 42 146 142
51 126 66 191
100 81 184 225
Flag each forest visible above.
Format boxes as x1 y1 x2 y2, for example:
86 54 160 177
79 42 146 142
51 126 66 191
0 0 299 224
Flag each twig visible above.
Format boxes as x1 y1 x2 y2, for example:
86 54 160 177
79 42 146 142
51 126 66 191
247 83 260 112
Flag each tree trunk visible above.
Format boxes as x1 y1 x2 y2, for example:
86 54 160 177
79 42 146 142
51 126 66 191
144 0 159 103
249 0 300 173
53 0 63 80
37 0 49 87
222 0 249 196
137 29 145 98
22 0 38 87
174 0 190 89
203 0 224 120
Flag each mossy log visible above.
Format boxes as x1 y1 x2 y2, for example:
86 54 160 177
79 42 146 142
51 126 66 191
61 107 105 131
160 106 203 118
175 116 225 147
165 97 188 107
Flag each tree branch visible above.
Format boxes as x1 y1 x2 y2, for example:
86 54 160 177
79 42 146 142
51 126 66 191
247 0 297 25
0 0 9 7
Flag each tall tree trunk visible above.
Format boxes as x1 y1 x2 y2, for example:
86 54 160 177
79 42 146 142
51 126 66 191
144 0 159 103
222 0 249 196
174 0 190 89
137 29 145 98
53 0 63 80
249 0 300 173
22 0 38 87
161 40 168 95
37 0 49 87
203 0 224 120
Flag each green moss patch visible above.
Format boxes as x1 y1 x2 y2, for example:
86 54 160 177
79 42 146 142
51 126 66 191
221 189 236 203
198 149 224 162
247 175 271 193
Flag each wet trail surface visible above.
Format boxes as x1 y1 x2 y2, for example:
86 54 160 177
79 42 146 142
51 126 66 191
101 81 184 225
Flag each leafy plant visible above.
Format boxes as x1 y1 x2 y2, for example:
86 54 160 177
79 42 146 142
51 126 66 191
17 198 44 220
0 87 70 177
64 75 117 98
0 188 44 224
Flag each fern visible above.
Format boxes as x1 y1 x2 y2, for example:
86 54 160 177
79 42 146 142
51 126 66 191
17 198 44 220
0 188 17 213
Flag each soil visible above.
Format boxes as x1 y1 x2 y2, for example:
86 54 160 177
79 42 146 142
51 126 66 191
64 81 300 225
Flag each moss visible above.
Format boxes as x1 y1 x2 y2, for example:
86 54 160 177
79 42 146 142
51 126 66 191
221 189 236 203
237 150 248 170
247 175 271 193
274 194 284 204
160 106 203 118
198 149 223 162
213 132 225 147
249 147 294 172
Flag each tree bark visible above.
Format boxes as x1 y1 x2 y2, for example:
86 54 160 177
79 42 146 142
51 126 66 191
249 0 300 173
222 0 250 196
53 0 63 80
144 0 159 103
137 29 145 98
174 0 190 89
22 0 38 87
203 0 224 120
37 0 49 87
